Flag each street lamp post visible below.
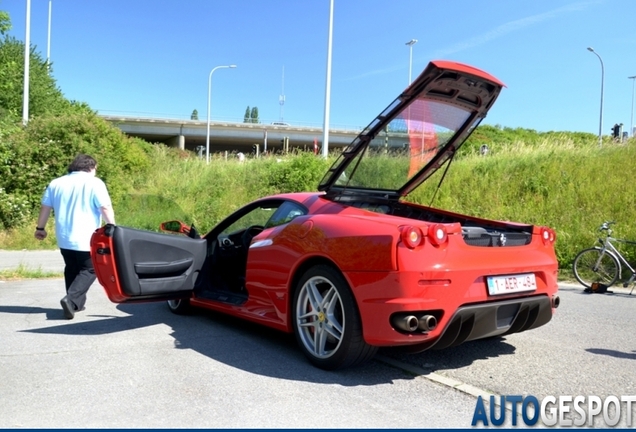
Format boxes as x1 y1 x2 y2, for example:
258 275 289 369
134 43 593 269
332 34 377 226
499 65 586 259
321 0 334 158
629 75 636 138
587 47 604 147
206 65 236 164
22 0 31 125
47 0 52 68
406 39 417 85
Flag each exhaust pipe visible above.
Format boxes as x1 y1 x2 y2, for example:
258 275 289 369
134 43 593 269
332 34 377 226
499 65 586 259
391 315 419 332
418 314 437 332
552 295 560 309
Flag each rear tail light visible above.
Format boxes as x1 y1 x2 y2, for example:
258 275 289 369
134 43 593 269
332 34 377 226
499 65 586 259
427 224 448 247
540 227 556 245
400 226 424 249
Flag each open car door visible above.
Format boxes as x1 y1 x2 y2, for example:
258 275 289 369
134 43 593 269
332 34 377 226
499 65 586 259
90 224 207 303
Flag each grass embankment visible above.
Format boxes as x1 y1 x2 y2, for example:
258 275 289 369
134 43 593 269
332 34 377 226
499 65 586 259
412 136 636 267
2 138 635 273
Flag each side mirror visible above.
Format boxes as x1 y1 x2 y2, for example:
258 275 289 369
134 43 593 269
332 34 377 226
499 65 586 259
160 220 191 235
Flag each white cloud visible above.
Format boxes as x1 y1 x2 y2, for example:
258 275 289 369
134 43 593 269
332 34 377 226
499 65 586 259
342 1 602 82
433 1 602 57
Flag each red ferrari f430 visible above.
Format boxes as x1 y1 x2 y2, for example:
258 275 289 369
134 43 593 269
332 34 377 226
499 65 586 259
91 61 559 370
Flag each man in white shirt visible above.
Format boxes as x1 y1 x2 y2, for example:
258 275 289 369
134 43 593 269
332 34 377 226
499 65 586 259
34 154 116 319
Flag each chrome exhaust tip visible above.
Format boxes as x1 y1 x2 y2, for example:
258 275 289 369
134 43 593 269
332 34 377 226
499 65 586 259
418 314 437 332
391 315 419 332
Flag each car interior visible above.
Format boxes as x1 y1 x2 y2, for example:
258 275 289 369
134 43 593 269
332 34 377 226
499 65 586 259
193 199 308 305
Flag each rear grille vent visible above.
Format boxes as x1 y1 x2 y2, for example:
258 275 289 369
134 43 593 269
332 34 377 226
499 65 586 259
462 226 531 247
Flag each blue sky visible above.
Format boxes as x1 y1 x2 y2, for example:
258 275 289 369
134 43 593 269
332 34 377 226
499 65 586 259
3 0 636 134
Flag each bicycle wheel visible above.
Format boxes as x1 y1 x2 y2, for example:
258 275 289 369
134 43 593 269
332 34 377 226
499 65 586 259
572 247 620 289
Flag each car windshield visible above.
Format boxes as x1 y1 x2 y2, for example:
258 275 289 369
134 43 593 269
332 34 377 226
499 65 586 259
334 99 472 191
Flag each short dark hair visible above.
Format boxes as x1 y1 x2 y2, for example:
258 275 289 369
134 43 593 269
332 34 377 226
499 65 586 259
67 154 97 173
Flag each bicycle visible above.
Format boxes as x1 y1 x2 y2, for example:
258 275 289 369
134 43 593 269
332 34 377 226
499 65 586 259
572 221 636 294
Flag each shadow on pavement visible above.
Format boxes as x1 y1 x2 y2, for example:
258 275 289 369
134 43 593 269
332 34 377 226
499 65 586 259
380 336 517 373
0 305 70 321
586 348 636 360
19 300 518 386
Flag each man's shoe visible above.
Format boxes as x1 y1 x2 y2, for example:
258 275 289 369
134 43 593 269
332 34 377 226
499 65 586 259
60 296 75 319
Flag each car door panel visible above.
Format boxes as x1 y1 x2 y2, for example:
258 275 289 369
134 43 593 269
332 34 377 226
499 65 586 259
91 225 207 302
133 257 194 276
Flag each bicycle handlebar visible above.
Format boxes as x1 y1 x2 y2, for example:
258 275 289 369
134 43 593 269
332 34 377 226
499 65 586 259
599 221 616 232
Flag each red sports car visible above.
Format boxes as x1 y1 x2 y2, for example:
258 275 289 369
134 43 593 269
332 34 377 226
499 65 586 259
90 60 559 370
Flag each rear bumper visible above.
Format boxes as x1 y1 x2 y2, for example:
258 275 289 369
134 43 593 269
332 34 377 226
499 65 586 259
425 295 553 351
347 269 558 348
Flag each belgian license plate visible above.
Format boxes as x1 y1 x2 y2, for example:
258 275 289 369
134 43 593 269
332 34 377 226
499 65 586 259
486 273 537 295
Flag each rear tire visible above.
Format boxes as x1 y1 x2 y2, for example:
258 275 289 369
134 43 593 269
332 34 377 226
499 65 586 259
292 265 377 370
572 247 619 289
167 298 191 315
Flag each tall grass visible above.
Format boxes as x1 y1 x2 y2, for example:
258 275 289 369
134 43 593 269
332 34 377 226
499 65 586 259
412 137 636 265
114 147 331 233
2 137 635 270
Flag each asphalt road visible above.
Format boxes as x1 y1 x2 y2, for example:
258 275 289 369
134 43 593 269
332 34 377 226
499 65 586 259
0 249 65 272
0 278 479 428
1 250 635 427
383 284 636 398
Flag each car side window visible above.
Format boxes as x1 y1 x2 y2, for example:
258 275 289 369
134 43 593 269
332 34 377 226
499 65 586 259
265 201 307 228
222 206 277 235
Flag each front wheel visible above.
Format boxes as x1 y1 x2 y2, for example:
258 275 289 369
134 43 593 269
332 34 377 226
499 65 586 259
572 247 620 289
292 265 377 370
167 298 191 315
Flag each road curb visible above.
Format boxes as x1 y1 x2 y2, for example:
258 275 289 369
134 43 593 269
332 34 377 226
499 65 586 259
376 355 503 404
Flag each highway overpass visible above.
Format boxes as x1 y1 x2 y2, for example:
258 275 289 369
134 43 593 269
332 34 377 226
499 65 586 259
100 115 363 155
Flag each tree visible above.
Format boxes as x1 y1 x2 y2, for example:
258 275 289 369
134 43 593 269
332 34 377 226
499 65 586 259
0 36 72 119
0 9 10 36
250 106 259 124
243 106 250 123
0 8 88 120
190 109 198 120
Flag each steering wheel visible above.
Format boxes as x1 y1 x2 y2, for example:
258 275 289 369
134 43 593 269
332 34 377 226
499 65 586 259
241 225 264 249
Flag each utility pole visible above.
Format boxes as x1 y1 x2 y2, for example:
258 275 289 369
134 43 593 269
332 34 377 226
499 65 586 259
47 0 51 69
406 39 417 85
587 47 604 147
629 75 636 137
22 0 31 125
321 0 334 158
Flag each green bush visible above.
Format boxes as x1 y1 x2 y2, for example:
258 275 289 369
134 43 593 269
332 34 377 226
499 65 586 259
0 113 153 229
0 187 30 229
266 150 331 193
22 112 154 202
